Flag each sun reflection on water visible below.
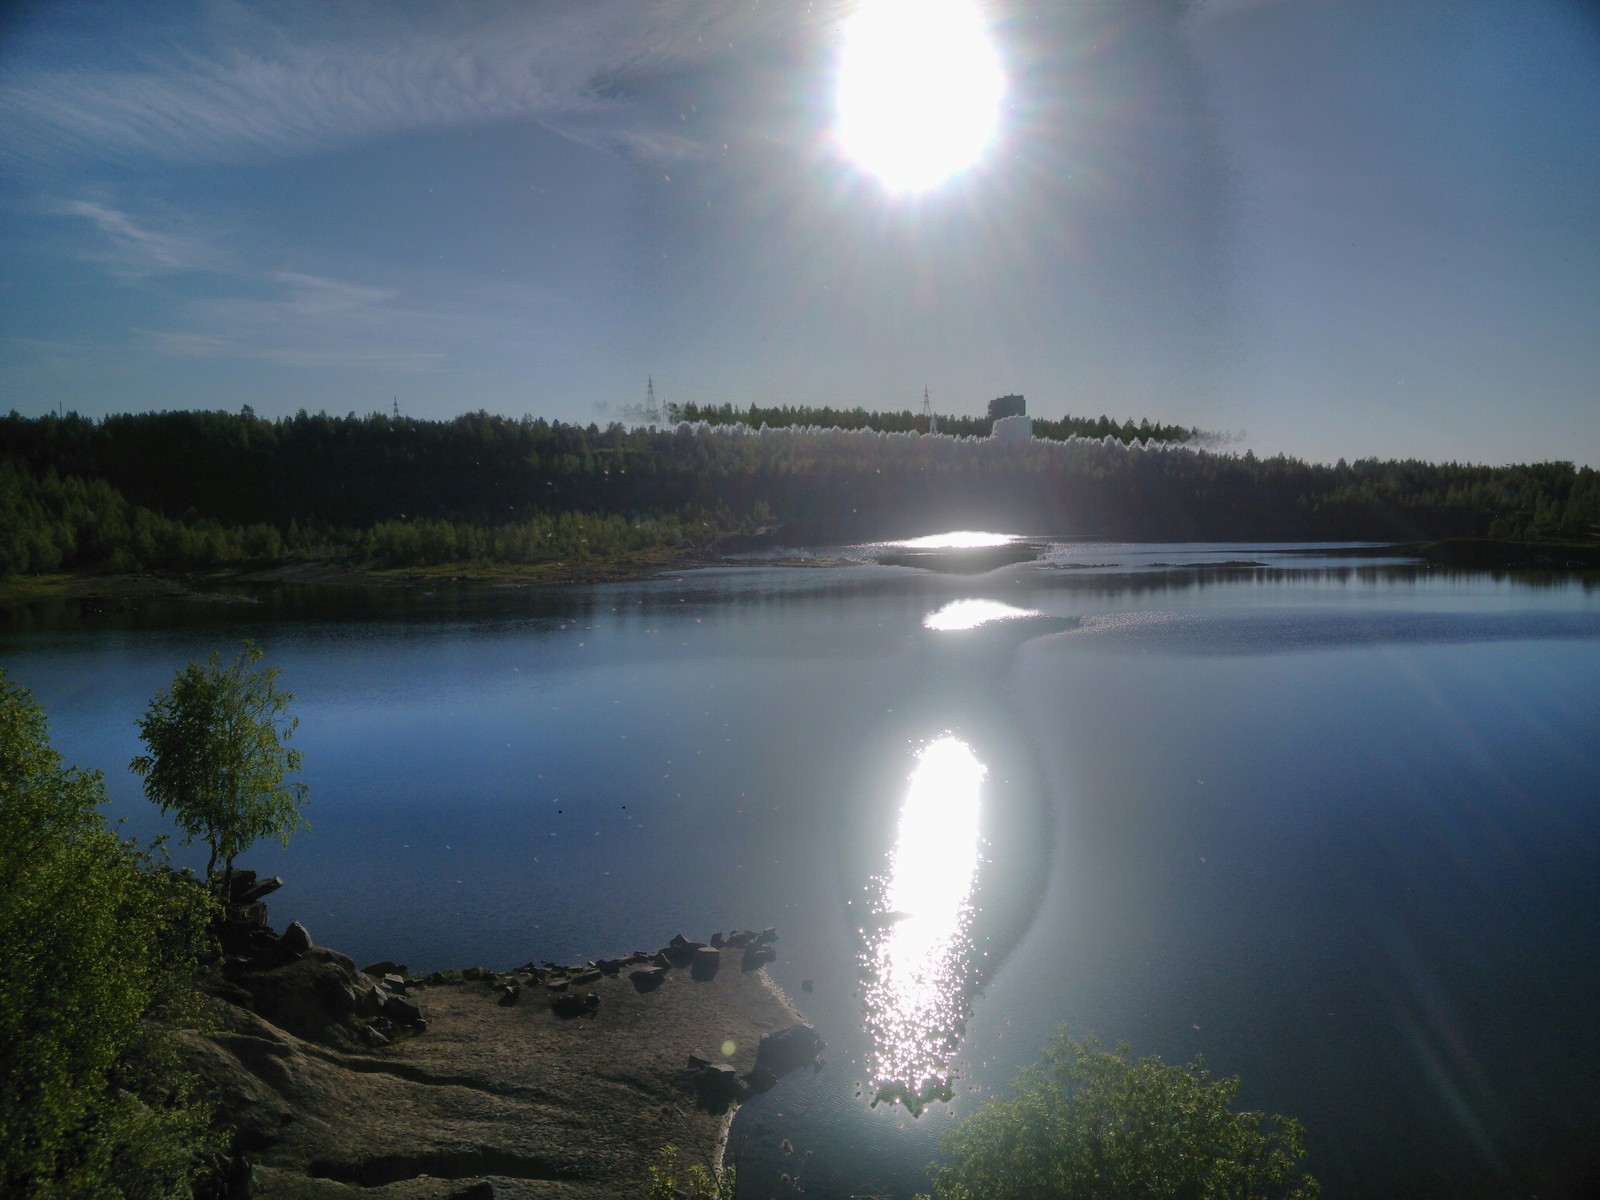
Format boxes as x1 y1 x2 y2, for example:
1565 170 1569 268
898 530 1014 549
862 736 986 1110
923 598 1040 631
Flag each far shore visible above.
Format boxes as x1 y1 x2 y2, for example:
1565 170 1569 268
1 536 1595 612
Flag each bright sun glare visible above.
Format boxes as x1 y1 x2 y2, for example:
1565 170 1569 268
836 0 1006 193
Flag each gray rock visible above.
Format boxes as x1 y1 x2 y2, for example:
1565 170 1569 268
383 994 423 1024
691 946 721 981
237 875 284 904
630 967 666 993
550 991 599 1019
741 944 776 972
280 921 313 956
751 1024 825 1086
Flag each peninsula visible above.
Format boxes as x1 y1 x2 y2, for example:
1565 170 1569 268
190 873 820 1199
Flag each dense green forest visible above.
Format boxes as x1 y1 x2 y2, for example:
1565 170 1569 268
2 407 1597 577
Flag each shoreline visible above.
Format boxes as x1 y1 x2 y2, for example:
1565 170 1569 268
192 893 819 1199
0 550 867 610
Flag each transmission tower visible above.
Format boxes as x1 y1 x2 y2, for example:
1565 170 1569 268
646 376 662 426
922 385 937 434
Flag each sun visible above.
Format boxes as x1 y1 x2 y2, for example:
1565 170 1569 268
835 0 1006 194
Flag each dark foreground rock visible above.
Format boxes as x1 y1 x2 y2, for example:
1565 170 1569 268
184 917 816 1199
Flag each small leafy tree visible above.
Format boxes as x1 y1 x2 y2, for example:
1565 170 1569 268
925 1032 1319 1200
648 1143 736 1200
131 643 309 888
0 671 219 1199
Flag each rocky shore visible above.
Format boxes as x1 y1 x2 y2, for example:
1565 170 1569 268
187 873 821 1199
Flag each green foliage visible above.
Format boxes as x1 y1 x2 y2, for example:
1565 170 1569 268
3 407 1599 571
925 1032 1318 1200
0 671 219 1199
647 1143 736 1200
131 643 309 881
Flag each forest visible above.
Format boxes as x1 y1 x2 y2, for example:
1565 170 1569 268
2 406 1597 576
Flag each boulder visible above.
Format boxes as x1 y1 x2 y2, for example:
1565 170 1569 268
237 875 285 905
691 946 721 981
750 1024 825 1089
280 921 314 956
550 991 600 1019
741 944 776 972
661 940 703 967
629 967 666 993
689 1061 743 1109
383 994 424 1025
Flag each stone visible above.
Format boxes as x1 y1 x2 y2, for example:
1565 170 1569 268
550 991 599 1019
362 960 407 978
280 921 314 956
382 974 408 993
573 968 602 985
741 944 776 972
662 939 703 967
237 875 285 905
710 932 726 947
629 967 665 993
498 983 521 1007
689 1061 743 1110
383 994 424 1025
691 946 721 981
752 1024 824 1086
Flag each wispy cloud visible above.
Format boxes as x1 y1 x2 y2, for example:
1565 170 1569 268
0 2 781 168
55 198 225 278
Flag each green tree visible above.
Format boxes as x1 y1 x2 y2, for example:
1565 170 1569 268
0 671 218 1199
131 643 310 888
925 1032 1319 1200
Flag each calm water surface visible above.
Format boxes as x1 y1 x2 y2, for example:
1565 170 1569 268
5 543 1599 1198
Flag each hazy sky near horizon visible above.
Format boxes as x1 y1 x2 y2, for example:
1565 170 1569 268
2 0 1597 467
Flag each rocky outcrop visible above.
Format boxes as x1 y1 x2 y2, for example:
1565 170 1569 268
188 900 820 1199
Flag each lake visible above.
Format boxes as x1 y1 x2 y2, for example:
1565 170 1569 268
5 541 1599 1197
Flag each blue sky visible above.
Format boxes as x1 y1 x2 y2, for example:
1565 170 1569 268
2 0 1597 466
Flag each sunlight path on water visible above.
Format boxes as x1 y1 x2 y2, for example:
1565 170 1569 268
862 736 986 1108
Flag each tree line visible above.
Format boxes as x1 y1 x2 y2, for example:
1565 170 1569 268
664 400 1208 446
2 407 1597 576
